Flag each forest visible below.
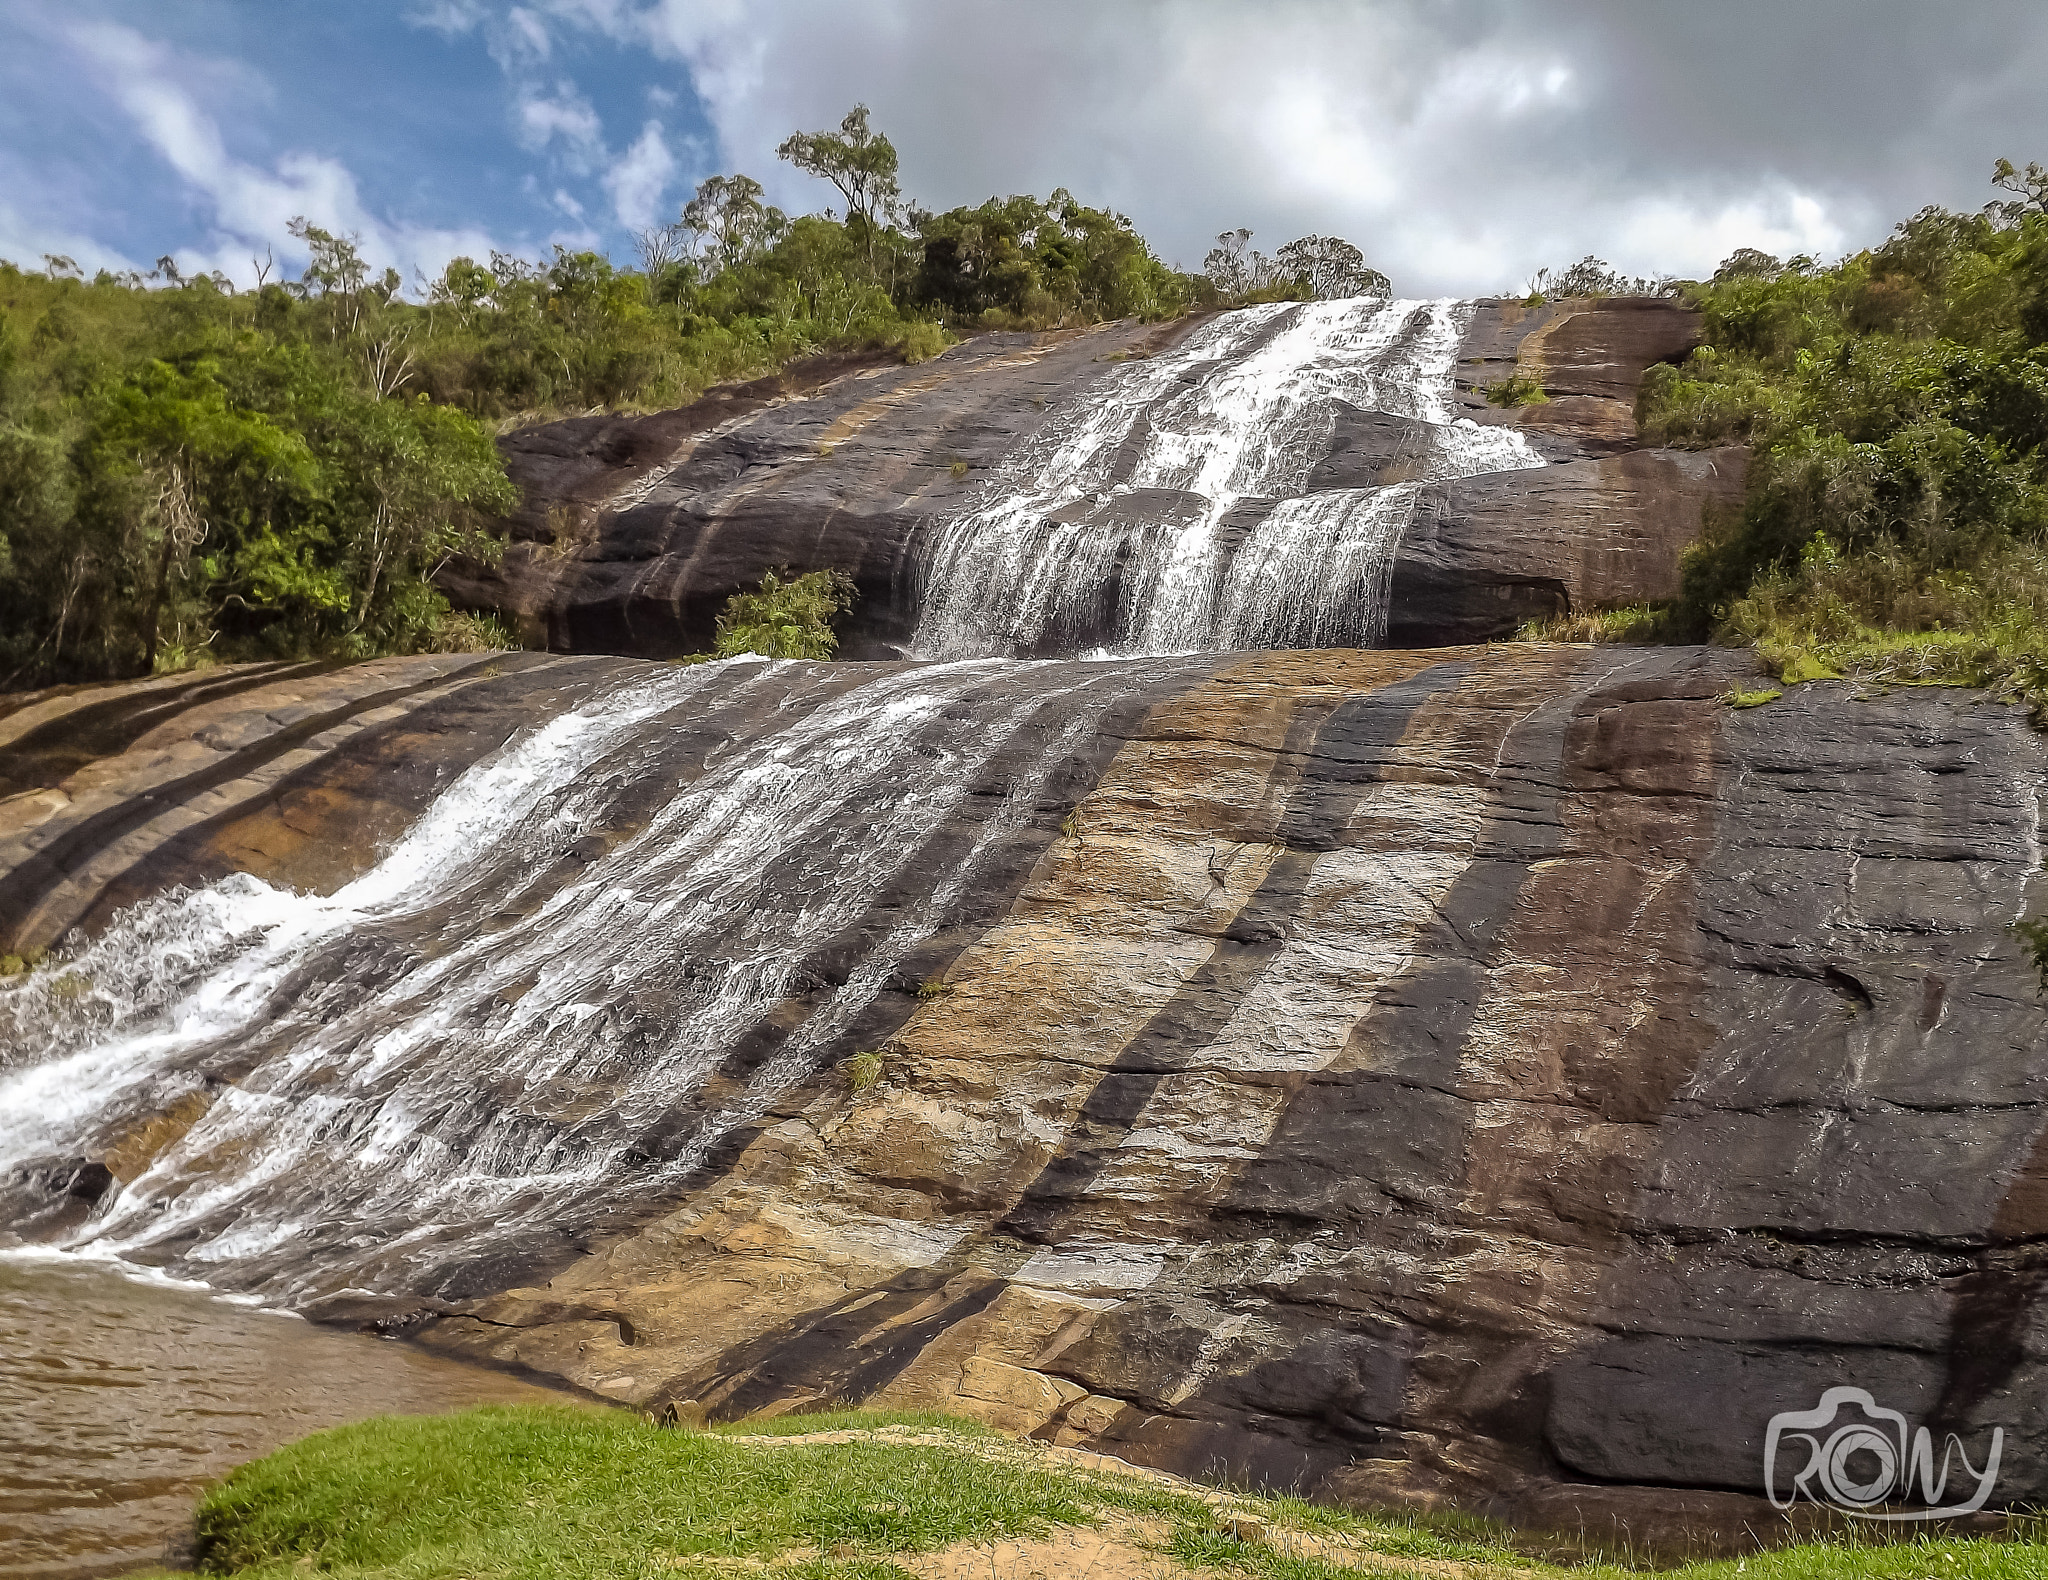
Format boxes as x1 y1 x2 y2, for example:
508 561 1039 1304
1634 158 2048 710
2 107 1359 688
6 101 2047 704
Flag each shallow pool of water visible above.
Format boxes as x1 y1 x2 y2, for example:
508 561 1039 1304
0 1252 580 1580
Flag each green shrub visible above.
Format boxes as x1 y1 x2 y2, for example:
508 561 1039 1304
713 568 856 660
2014 917 2048 985
842 1051 884 1092
1486 371 1550 407
1516 604 1673 643
1636 160 2048 717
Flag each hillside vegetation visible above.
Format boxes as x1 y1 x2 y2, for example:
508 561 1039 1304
1637 159 2048 707
1 106 1359 691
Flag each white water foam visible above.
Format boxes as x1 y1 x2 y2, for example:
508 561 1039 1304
912 296 1546 658
0 657 1171 1300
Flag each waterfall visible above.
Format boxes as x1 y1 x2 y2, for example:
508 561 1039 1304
0 296 1545 1307
0 657 1193 1301
911 296 1546 659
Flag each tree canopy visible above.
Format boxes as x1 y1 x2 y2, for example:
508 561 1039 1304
1632 160 2048 710
1202 230 1389 302
0 104 1394 690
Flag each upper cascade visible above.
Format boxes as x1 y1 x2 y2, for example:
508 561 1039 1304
909 297 1546 659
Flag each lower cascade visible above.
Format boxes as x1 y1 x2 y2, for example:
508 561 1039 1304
0 656 1198 1301
910 296 1544 658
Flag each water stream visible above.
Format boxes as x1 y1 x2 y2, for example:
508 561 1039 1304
0 656 1190 1304
911 296 1545 658
1 296 1544 1571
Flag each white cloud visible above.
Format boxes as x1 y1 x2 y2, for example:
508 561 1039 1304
39 0 2048 298
603 120 676 231
515 81 604 166
404 0 488 38
66 19 504 290
1611 188 1855 283
0 186 144 279
492 5 553 68
515 0 2048 293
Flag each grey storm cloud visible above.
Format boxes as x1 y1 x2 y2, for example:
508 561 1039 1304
11 0 2048 295
605 0 2048 293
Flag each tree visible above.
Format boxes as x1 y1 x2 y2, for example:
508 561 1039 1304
1204 229 1275 297
1274 235 1390 300
1712 247 1784 283
287 218 370 336
87 356 318 673
1988 157 2048 226
776 106 902 249
1525 255 1673 299
634 223 689 280
683 174 783 271
319 393 514 648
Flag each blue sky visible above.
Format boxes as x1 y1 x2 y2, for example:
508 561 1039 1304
5 1 2048 297
0 2 726 286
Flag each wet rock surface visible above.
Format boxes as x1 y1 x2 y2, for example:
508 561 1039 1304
442 323 1204 658
5 650 2043 1547
444 298 1731 658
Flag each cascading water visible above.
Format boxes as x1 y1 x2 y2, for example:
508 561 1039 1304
0 297 1535 1313
911 296 1547 658
0 657 1195 1302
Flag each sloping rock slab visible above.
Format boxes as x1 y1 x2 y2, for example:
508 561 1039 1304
441 322 1206 658
1387 447 1748 644
442 300 1725 658
16 649 2043 1550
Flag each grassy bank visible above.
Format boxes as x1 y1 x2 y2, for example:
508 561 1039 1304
145 1405 2046 1580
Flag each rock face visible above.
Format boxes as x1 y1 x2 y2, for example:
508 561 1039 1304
1385 298 1748 644
443 299 1742 658
441 324 1200 658
5 650 2043 1547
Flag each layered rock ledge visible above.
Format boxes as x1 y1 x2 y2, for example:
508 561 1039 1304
442 298 1744 657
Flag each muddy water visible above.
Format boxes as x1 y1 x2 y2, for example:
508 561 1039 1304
0 1253 581 1580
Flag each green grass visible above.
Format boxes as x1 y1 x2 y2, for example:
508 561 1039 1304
183 1406 1091 1579
1486 371 1551 407
141 1406 2048 1580
1514 603 1674 643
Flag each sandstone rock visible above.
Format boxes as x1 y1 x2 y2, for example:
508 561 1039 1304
6 647 2044 1552
1386 447 1747 644
439 300 1721 658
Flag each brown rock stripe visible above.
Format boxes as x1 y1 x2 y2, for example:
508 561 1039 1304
618 651 1520 1423
0 660 335 800
993 659 1480 1245
0 655 509 951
